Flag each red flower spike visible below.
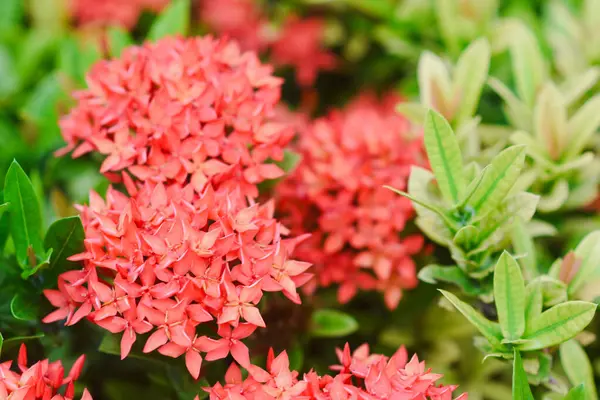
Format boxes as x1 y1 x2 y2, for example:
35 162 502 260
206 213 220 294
0 344 91 400
277 94 427 308
206 343 467 400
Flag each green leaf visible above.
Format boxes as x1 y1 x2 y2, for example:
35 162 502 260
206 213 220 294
511 218 538 280
467 145 527 217
21 248 53 279
4 160 45 269
418 52 453 116
107 26 133 58
148 0 190 41
418 265 484 296
488 77 531 131
0 332 3 356
563 384 586 400
565 94 600 161
0 46 18 99
43 216 85 277
519 301 597 351
524 281 543 325
439 289 503 347
534 83 567 160
570 231 600 296
385 186 457 230
453 38 491 126
513 350 535 400
560 340 597 400
0 203 8 220
494 251 526 340
423 110 465 205
29 0 69 33
277 150 301 174
0 0 22 33
10 293 38 321
310 309 359 338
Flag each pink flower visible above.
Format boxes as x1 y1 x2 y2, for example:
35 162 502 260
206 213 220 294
70 0 169 29
277 94 427 308
205 343 468 400
0 344 92 400
271 17 336 86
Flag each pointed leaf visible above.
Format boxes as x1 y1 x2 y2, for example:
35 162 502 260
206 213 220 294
385 186 457 229
560 67 600 107
511 218 538 280
4 160 44 268
107 26 133 58
418 265 485 296
564 384 586 400
513 350 535 400
494 251 526 340
570 231 600 296
488 77 531 130
453 38 491 125
534 83 567 160
43 216 85 285
310 309 358 338
148 0 190 41
564 94 600 160
10 293 39 321
519 301 596 351
0 203 8 220
423 110 465 205
560 340 597 400
439 289 503 347
524 281 543 326
418 52 453 116
467 145 527 216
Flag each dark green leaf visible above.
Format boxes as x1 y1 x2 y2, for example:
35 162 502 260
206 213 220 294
43 216 84 284
4 160 45 268
148 0 190 41
310 309 358 338
512 350 535 400
10 292 39 321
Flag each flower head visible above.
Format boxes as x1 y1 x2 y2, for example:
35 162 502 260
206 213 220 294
277 94 427 308
60 35 293 199
70 0 169 29
205 343 467 400
0 344 92 400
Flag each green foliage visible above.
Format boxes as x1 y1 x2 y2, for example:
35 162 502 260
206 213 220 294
148 0 190 41
310 309 359 338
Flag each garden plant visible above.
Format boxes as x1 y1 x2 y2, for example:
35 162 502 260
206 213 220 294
2 0 600 399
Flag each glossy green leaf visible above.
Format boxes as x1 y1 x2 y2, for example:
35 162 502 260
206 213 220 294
107 26 134 58
44 216 85 273
418 265 484 296
4 160 45 268
494 251 526 340
423 110 465 205
439 289 503 347
467 145 526 216
560 340 597 400
512 350 535 400
564 384 586 400
0 332 3 356
519 301 596 351
453 38 491 125
148 0 190 41
10 293 38 321
310 309 358 338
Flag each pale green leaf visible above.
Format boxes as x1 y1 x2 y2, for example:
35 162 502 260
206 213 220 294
423 110 465 205
513 350 535 400
467 145 527 216
494 251 526 340
570 231 600 296
560 340 597 400
524 281 543 327
418 53 453 118
453 38 491 125
563 384 586 400
396 102 427 125
511 218 538 280
385 186 457 229
439 289 503 347
407 166 437 216
453 225 479 250
519 301 596 351
148 0 190 41
418 265 484 296
534 83 567 160
564 94 600 160
537 179 570 213
560 67 600 107
488 77 531 131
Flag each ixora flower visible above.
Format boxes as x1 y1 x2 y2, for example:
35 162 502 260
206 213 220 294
278 94 427 309
59 35 293 199
0 344 92 400
203 343 467 400
70 0 169 28
43 180 312 378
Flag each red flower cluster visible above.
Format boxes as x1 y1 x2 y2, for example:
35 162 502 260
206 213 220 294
198 1 335 86
48 36 311 379
0 344 91 400
59 35 293 199
277 94 427 309
203 343 467 400
70 0 169 28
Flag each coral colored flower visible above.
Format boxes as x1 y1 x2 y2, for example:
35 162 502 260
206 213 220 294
0 344 92 400
70 0 169 29
198 0 270 52
205 343 467 400
59 35 294 199
270 16 336 86
277 94 427 309
44 180 311 378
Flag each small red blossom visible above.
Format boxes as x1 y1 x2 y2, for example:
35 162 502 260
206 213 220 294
205 343 467 400
59 35 294 199
277 94 427 308
0 344 92 400
70 0 169 29
270 16 337 87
